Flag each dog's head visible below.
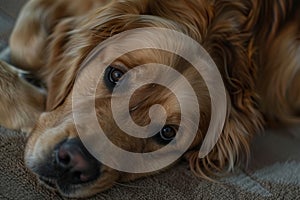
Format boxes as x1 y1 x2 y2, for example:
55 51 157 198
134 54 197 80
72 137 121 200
25 0 254 197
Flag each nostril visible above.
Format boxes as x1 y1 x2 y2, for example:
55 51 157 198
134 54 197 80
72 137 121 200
55 148 71 167
79 173 92 183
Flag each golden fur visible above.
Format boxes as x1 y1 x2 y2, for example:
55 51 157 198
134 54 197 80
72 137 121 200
0 0 299 197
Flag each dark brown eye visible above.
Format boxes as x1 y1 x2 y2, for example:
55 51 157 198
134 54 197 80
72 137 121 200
104 66 125 90
159 125 176 141
108 66 124 84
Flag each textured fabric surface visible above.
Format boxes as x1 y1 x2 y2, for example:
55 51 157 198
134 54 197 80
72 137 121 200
0 0 300 199
1 127 300 200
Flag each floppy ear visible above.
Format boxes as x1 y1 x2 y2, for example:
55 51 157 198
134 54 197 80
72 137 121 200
45 17 79 110
185 106 263 179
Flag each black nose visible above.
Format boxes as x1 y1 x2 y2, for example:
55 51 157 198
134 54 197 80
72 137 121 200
54 138 100 184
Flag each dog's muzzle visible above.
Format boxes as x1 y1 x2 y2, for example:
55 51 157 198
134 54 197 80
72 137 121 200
36 138 101 188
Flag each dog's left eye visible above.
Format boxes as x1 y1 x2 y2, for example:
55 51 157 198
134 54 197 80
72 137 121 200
104 65 125 89
159 125 177 141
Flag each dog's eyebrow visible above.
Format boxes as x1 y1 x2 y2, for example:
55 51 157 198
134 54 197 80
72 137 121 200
129 105 139 112
77 46 107 76
129 96 150 113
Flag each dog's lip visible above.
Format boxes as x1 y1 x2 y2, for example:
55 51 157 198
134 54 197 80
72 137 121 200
38 175 94 194
39 176 57 189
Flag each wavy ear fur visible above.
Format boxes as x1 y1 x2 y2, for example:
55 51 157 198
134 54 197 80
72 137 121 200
43 17 78 110
186 107 263 179
185 0 298 178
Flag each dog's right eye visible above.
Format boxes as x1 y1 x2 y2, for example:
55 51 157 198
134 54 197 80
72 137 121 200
104 65 125 90
152 125 178 145
159 125 176 141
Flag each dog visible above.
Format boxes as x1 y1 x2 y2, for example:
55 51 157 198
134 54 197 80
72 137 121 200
0 0 299 198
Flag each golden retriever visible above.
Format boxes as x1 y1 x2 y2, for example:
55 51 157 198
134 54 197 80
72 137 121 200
0 0 299 198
